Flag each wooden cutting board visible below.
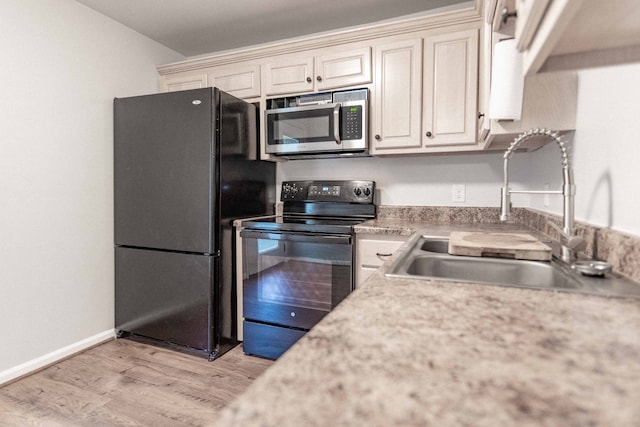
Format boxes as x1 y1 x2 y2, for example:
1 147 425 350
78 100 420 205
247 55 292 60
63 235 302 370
448 231 552 261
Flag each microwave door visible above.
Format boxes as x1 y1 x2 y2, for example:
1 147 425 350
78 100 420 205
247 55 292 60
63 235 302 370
265 103 341 155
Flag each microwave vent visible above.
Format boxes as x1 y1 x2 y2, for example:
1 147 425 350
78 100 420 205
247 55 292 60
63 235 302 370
296 92 333 105
333 88 368 103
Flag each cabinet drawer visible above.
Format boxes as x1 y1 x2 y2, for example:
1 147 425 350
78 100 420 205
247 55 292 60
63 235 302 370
359 239 405 268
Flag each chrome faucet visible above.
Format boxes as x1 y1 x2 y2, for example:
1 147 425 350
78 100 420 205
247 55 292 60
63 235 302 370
500 128 586 263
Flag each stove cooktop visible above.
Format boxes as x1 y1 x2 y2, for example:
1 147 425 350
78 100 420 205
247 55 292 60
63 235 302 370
243 180 376 234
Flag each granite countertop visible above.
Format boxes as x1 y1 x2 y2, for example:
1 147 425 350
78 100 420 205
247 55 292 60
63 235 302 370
216 220 640 426
353 218 544 238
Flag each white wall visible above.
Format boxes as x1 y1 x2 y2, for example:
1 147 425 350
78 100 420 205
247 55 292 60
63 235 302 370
279 64 640 237
0 0 182 378
277 151 535 206
526 63 640 237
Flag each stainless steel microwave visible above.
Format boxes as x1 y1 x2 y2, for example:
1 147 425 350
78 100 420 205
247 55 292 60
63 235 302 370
265 88 368 159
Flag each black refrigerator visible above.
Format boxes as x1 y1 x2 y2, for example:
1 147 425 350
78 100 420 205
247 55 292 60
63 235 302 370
114 87 275 360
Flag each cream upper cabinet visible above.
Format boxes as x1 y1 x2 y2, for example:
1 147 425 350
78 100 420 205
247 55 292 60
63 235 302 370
208 64 261 99
515 0 640 75
371 38 424 153
314 47 372 91
371 27 480 155
264 55 315 95
160 73 207 92
423 29 479 147
264 47 372 96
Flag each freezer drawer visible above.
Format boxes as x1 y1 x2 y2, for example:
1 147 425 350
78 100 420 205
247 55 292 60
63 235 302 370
115 247 213 351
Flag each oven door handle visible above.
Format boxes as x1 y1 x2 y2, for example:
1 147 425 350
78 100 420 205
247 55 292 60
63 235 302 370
240 230 352 245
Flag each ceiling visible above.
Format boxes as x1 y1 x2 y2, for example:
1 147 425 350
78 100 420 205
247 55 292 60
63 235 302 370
75 0 471 57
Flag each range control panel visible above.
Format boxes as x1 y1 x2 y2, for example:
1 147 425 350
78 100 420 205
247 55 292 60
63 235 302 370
281 180 375 204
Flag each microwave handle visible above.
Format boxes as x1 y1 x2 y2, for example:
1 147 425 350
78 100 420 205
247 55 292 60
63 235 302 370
333 104 341 145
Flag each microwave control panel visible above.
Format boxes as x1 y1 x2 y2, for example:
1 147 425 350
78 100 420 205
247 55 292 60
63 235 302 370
341 105 363 140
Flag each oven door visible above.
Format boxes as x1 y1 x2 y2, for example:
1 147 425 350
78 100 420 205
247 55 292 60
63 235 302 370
240 230 353 330
265 103 341 155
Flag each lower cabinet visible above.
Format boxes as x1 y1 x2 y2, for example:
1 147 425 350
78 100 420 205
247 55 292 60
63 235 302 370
356 234 407 287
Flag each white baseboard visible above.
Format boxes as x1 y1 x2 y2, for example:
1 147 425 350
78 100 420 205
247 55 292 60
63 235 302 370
0 329 115 386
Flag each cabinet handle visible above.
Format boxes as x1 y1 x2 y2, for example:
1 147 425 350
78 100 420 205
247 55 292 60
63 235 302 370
501 7 517 25
478 112 485 119
426 131 433 138
316 76 322 82
375 134 381 141
306 77 312 83
376 252 393 257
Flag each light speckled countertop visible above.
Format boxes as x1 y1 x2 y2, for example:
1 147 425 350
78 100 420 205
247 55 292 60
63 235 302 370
217 220 640 426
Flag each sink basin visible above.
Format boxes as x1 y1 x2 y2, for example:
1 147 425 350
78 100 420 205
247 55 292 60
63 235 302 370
419 238 450 254
386 234 640 298
405 255 581 289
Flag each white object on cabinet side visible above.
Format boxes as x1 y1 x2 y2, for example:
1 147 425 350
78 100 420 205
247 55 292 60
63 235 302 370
480 0 577 150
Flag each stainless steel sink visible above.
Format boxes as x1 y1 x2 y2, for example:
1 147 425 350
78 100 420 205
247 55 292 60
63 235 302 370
386 234 640 298
418 239 450 254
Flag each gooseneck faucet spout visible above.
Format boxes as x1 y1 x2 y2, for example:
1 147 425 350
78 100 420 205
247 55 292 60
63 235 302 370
500 128 584 263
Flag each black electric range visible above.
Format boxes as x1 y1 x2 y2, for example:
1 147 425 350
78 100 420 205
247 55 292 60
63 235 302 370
239 180 376 360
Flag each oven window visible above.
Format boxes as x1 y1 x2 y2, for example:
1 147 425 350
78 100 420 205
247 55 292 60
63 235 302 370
242 234 352 329
257 258 332 310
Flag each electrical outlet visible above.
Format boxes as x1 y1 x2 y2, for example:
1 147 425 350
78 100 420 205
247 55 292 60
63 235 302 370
452 184 466 202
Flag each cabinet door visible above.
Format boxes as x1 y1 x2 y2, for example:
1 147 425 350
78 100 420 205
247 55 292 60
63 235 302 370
264 55 314 95
161 73 208 92
314 47 372 90
371 38 423 154
423 29 479 147
209 64 261 98
356 237 406 287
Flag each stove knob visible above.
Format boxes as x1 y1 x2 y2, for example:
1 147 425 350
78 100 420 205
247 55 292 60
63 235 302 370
354 187 362 197
363 187 371 197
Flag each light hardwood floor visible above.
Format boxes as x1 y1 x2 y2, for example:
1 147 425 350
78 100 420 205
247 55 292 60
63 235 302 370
0 339 273 426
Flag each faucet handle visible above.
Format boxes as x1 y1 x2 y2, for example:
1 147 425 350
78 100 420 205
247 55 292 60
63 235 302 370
547 221 587 252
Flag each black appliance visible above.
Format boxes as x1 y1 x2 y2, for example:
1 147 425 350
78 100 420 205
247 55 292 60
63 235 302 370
114 87 275 360
240 180 375 359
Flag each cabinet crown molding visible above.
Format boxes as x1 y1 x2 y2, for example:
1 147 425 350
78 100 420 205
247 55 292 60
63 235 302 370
157 2 483 75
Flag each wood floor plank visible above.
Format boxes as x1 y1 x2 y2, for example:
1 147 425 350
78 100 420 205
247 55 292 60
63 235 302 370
0 339 272 426
0 396 81 427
